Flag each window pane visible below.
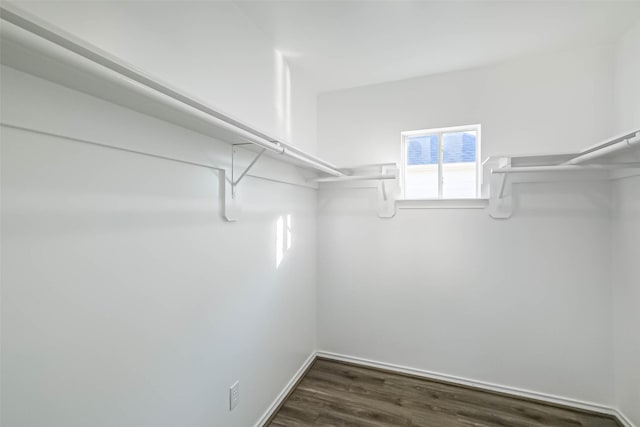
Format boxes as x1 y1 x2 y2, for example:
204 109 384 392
442 131 476 164
442 131 477 198
406 135 438 165
405 134 439 199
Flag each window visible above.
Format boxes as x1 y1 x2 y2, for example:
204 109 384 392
401 125 480 199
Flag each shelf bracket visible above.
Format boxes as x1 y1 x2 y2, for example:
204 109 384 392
233 147 266 190
377 164 400 218
486 157 513 219
223 146 266 221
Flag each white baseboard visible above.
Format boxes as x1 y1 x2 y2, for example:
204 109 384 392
316 351 633 426
253 351 316 427
614 409 636 427
255 349 635 427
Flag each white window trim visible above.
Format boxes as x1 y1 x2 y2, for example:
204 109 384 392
400 124 482 201
397 198 488 210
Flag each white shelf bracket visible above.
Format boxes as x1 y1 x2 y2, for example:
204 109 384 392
377 165 400 218
233 146 266 190
223 145 266 222
222 169 239 222
486 157 513 219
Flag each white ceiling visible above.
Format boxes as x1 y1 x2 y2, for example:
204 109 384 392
235 0 640 92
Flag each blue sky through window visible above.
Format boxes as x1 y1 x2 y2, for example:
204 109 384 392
407 135 438 165
407 132 476 165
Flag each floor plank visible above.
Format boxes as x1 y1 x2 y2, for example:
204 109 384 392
267 359 620 427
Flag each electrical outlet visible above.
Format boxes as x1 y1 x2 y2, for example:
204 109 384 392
229 381 239 411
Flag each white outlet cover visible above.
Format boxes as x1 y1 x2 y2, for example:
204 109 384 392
229 381 239 410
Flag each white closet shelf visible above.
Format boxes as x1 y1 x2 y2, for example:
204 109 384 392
483 129 640 219
0 3 399 220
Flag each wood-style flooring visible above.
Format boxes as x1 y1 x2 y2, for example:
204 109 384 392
267 358 620 427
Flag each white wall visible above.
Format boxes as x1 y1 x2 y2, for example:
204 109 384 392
2 2 637 424
0 15 317 427
9 0 317 154
612 18 640 426
615 19 640 134
1 3 321 425
318 45 615 167
611 176 640 426
317 45 617 405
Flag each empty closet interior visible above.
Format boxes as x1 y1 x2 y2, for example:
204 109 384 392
1 1 639 426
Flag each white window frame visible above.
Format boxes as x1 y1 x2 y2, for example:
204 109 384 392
401 124 482 200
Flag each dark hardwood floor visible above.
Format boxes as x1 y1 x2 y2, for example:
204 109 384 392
267 358 620 427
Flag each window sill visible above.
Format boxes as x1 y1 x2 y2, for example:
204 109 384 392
397 198 489 209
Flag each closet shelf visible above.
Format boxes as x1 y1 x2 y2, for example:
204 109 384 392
0 3 400 220
484 129 640 219
0 3 342 177
312 173 397 183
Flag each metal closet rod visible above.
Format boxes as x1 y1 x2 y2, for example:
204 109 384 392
313 173 397 183
0 3 344 178
491 130 640 175
566 131 640 165
492 163 640 174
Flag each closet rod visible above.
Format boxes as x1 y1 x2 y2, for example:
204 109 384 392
313 173 397 183
283 149 344 176
340 162 398 169
0 3 344 178
492 163 640 174
566 132 640 165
